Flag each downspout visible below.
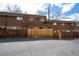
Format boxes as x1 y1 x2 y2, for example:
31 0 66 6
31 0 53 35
75 22 77 38
5 15 7 38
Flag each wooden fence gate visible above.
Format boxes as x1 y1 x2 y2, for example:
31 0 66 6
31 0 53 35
27 28 53 37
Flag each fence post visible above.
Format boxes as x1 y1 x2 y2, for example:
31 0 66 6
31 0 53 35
58 30 62 39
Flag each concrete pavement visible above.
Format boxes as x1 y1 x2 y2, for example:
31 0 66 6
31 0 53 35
0 38 79 56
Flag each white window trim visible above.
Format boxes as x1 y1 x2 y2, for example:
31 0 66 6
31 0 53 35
66 30 70 32
77 23 79 26
53 23 57 25
39 18 44 22
62 23 65 26
7 26 17 29
17 16 23 20
0 26 5 28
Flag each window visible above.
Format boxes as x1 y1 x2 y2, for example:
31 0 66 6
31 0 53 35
7 26 16 29
0 26 5 28
17 16 23 20
71 23 74 26
40 18 44 22
12 26 16 29
7 26 10 29
53 23 57 25
61 23 65 26
66 30 70 32
77 23 79 26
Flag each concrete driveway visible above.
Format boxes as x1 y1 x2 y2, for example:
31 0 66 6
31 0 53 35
0 38 79 56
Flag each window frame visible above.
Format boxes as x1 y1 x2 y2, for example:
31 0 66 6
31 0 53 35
53 22 57 25
17 16 23 20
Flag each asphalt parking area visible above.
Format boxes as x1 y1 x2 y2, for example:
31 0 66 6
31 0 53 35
0 38 79 56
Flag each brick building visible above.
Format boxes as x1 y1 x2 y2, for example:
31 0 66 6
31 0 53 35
0 12 78 38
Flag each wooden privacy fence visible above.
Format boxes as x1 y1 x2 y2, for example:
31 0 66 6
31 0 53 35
62 31 74 38
0 28 79 39
74 31 79 38
53 30 74 39
0 29 26 38
27 29 53 37
7 29 26 37
0 28 4 38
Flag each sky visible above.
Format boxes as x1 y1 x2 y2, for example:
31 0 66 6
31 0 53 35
0 0 79 21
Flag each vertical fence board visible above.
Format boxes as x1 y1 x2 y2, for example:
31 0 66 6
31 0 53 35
27 28 53 37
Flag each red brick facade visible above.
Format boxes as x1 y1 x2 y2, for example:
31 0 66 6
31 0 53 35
0 12 78 38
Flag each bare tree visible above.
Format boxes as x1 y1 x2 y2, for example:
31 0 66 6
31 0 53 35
5 4 22 13
72 14 79 32
37 3 63 20
51 6 63 20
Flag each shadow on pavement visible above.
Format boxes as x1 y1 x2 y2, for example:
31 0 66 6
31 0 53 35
0 37 75 43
